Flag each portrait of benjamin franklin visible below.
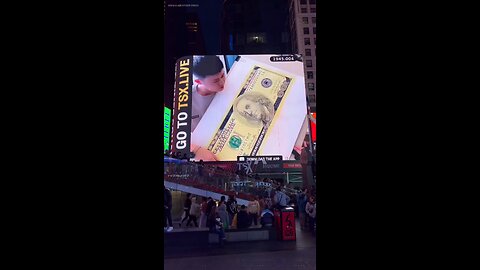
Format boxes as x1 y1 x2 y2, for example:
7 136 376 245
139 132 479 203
233 93 274 127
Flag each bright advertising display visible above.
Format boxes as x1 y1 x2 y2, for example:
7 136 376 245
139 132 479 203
171 54 308 161
164 106 171 152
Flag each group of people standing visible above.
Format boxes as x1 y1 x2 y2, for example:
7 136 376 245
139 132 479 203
164 186 274 231
176 193 263 230
164 185 316 239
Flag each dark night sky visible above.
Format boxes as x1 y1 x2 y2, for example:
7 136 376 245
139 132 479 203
164 0 290 109
164 0 223 109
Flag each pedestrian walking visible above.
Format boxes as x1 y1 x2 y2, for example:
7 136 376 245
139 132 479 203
305 196 316 233
208 204 226 245
205 197 215 228
199 197 208 228
179 193 192 227
247 196 261 226
297 188 308 230
226 195 238 225
164 186 173 232
186 197 200 227
217 196 229 229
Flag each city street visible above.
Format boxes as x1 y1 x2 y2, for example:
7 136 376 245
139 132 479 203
164 219 316 270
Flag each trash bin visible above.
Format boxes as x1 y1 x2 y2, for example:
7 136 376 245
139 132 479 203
274 207 296 241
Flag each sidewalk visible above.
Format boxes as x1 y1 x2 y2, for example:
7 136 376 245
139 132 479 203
164 219 316 259
164 219 316 270
164 248 316 270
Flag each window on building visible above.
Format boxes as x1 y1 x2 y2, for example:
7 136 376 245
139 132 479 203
281 32 289 43
311 7 316 13
303 27 309 34
309 0 316 4
247 33 266 44
306 60 312 67
302 17 308 24
307 72 314 79
301 8 307 13
312 17 316 24
308 83 315 91
308 94 316 102
304 38 310 45
313 27 316 34
305 49 311 56
300 0 307 4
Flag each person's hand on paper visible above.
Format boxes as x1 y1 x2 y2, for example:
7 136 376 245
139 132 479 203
196 147 218 161
191 144 218 161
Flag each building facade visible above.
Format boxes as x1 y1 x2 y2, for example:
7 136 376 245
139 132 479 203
221 0 291 54
289 0 316 113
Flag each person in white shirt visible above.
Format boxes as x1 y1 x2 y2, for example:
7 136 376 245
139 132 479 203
190 55 227 161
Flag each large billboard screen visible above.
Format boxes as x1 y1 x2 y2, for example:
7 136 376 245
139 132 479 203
171 54 308 161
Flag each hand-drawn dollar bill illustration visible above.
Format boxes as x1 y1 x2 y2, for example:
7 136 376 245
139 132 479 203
207 66 294 160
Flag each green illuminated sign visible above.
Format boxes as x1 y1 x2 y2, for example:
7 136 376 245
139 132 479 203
164 107 171 152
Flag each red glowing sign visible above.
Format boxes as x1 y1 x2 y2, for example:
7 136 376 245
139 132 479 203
310 113 316 142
